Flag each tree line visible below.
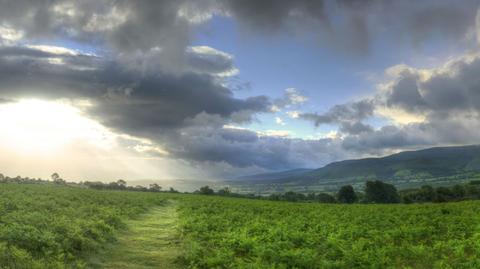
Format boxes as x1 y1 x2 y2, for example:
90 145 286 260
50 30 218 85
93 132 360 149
194 180 480 204
2 172 480 204
0 173 179 193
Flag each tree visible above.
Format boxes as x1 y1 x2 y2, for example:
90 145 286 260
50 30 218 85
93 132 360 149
317 193 336 203
51 173 59 181
168 187 179 193
149 183 162 192
435 186 454 202
451 184 465 199
199 186 214 195
117 179 127 189
337 185 357 204
419 185 436 202
217 187 231 196
283 191 305 202
365 180 400 203
51 172 65 184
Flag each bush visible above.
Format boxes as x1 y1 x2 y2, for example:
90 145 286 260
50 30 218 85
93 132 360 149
337 185 357 204
365 180 400 203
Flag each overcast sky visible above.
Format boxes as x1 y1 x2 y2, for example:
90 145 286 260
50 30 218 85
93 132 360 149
1 0 480 181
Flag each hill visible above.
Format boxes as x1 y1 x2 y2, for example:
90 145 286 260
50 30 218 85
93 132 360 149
281 145 480 185
233 168 314 182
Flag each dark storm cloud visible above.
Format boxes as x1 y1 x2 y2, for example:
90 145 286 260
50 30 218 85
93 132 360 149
0 45 270 136
385 71 428 112
301 99 375 125
1 0 477 58
166 126 348 170
341 113 480 154
1 0 480 173
186 46 237 76
219 0 479 54
385 56 480 114
0 0 191 55
300 99 375 134
421 58 480 112
308 54 480 154
339 121 374 135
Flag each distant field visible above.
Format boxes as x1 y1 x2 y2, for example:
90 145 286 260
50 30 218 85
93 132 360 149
1 184 480 268
223 173 480 195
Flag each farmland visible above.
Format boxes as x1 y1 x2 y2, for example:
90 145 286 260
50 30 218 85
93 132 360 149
1 183 480 268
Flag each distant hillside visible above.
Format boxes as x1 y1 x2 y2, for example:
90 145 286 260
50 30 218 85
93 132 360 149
279 145 480 185
234 168 314 182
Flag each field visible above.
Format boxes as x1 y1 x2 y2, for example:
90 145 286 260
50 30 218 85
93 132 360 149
1 184 480 268
0 184 168 268
178 197 480 269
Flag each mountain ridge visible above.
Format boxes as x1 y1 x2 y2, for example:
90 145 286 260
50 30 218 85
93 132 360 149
235 145 480 186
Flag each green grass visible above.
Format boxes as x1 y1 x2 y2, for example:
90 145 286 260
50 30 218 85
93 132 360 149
90 200 181 268
2 184 480 268
0 183 168 268
177 195 480 268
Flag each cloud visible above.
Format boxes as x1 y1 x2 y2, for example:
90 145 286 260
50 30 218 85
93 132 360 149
286 110 300 119
0 43 270 136
2 1 480 177
275 117 286 126
186 46 238 77
1 0 474 62
0 25 23 45
218 0 479 54
272 88 308 112
300 99 375 134
302 52 480 155
165 125 349 170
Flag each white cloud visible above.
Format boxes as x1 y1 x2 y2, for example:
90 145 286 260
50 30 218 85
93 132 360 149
285 88 308 105
26 45 80 56
258 130 291 138
286 110 300 118
0 25 23 44
275 116 286 125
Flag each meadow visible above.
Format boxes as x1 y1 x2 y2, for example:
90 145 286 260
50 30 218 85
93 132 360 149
1 183 480 268
0 184 168 268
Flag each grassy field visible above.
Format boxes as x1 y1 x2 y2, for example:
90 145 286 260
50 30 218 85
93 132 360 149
1 184 480 268
0 184 168 268
90 200 181 269
177 196 480 269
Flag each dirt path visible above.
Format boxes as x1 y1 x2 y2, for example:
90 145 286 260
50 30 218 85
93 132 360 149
91 201 182 269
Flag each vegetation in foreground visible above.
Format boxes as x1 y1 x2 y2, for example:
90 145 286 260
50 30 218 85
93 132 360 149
90 201 181 269
178 196 480 269
0 184 167 268
1 182 480 268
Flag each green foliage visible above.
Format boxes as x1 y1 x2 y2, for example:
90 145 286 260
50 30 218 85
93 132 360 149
316 193 336 203
278 145 480 187
3 182 480 268
178 195 480 269
400 183 480 203
0 183 167 268
337 185 357 203
365 180 400 203
197 186 214 195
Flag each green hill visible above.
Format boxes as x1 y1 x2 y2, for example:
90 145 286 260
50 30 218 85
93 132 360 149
232 168 314 182
281 145 480 185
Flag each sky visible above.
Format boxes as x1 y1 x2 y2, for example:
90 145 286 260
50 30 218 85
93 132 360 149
1 0 480 181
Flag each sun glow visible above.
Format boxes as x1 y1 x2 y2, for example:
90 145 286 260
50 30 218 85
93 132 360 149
0 99 115 154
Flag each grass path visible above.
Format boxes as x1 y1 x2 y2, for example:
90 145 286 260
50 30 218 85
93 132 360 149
91 200 182 269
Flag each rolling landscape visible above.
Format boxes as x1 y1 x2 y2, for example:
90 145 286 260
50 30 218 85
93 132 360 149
2 1 480 268
225 145 480 194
